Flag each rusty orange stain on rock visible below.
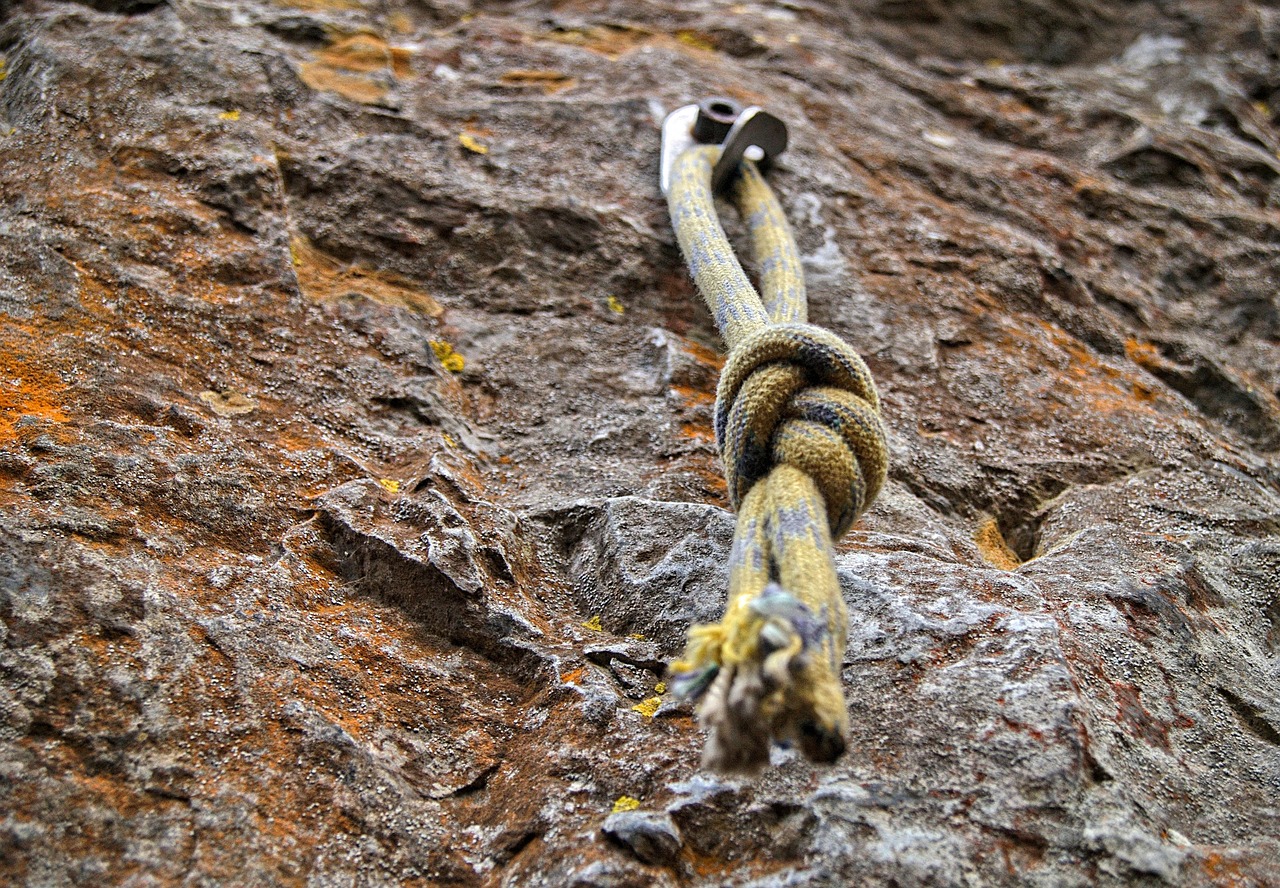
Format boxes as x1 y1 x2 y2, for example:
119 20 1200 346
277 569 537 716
1112 680 1171 750
0 344 69 442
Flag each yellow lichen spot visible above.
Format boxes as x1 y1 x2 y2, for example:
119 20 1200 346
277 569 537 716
675 30 716 52
611 796 641 813
441 432 457 448
627 632 647 641
974 517 1022 570
985 58 1005 68
377 478 401 493
654 681 666 694
582 615 603 631
199 390 257 417
606 295 625 314
0 59 8 83
218 109 241 121
429 340 466 373
458 132 488 154
631 697 661 718
1253 100 1272 118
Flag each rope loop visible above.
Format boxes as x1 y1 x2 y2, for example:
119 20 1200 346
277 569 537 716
715 323 888 539
664 119 892 771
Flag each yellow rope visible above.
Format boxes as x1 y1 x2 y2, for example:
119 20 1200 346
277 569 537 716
666 144 889 773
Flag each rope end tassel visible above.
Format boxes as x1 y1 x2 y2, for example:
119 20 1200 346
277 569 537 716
663 105 889 774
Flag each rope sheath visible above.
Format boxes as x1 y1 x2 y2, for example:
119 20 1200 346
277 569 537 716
666 144 889 773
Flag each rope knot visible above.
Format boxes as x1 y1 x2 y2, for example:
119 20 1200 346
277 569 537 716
715 323 888 539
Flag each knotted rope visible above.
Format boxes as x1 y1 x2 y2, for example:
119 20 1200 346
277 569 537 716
666 144 889 773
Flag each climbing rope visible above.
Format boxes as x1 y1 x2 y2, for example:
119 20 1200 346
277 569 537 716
663 109 889 773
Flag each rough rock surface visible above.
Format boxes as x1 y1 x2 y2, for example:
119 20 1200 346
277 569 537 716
1 0 1279 884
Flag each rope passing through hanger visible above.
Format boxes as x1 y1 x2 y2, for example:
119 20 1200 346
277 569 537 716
661 98 889 773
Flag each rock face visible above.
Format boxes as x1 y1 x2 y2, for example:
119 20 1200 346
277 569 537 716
1 0 1278 884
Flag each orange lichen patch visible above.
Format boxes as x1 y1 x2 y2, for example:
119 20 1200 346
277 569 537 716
671 384 715 409
298 62 388 104
274 0 362 12
199 389 257 417
316 33 412 78
388 12 413 34
535 22 766 67
498 69 577 94
1054 332 1120 380
298 33 412 104
1132 379 1158 402
678 421 715 443
975 518 1022 570
676 337 726 369
646 452 730 508
1125 337 1169 372
274 428 326 452
291 236 442 316
559 667 585 684
1200 850 1255 884
540 24 656 59
1005 321 1164 420
0 345 69 442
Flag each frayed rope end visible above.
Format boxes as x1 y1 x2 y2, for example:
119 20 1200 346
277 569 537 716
668 583 849 775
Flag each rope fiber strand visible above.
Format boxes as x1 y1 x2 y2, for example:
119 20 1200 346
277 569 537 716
666 143 889 773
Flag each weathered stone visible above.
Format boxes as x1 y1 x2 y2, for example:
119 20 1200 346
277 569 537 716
602 809 683 867
556 497 735 657
1 0 1279 884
